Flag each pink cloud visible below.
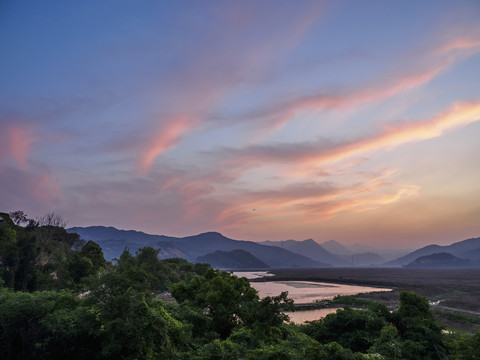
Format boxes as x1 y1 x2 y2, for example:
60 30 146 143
0 124 36 167
138 115 196 173
217 100 480 176
241 32 480 133
131 3 326 174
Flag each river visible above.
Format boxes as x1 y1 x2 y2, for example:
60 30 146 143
234 271 391 323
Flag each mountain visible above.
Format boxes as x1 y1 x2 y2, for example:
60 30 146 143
339 252 385 267
68 226 330 268
69 226 172 260
320 240 406 263
405 252 473 268
385 237 480 267
196 249 269 269
459 246 480 261
263 239 387 266
320 240 353 255
260 239 348 266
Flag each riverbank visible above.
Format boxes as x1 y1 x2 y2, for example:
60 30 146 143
265 267 480 332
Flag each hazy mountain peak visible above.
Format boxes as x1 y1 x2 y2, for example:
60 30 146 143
320 240 352 255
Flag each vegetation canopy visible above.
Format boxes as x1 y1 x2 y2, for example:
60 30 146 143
1 211 479 359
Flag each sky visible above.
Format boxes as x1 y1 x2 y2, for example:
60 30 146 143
1 0 480 249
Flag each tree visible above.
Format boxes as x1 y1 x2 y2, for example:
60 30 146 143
37 212 67 228
172 270 260 339
80 241 106 271
392 291 446 360
302 307 386 353
369 324 401 359
8 211 28 226
171 270 293 340
450 331 480 360
34 212 67 267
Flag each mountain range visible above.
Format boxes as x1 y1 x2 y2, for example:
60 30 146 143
68 226 480 269
69 226 330 269
384 237 480 267
197 249 269 269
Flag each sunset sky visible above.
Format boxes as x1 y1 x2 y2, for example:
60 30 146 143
1 1 480 249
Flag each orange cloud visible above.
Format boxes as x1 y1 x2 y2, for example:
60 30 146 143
224 100 480 175
212 101 480 233
216 177 420 233
303 100 480 169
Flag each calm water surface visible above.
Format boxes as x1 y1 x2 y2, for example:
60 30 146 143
284 308 341 324
234 271 391 323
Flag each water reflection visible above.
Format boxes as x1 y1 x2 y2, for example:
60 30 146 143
233 271 274 280
234 271 391 323
284 308 340 324
249 280 390 304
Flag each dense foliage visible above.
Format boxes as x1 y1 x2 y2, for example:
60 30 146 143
1 211 479 359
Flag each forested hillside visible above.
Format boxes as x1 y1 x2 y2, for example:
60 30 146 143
1 211 479 359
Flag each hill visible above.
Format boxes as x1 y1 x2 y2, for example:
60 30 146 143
196 249 269 269
261 239 348 266
385 237 480 267
69 226 330 268
405 252 473 268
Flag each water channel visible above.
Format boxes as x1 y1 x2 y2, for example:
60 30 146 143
234 271 391 324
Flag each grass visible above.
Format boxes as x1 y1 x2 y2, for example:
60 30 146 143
329 295 372 307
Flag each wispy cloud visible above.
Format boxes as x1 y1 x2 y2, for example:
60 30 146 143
214 174 420 233
235 32 480 134
129 2 326 173
215 100 480 176
138 115 196 173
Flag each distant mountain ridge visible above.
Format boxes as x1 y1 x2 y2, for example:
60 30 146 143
320 239 410 263
68 226 480 269
196 249 269 269
261 239 386 266
260 239 350 266
320 240 353 255
68 226 330 268
385 237 480 267
405 252 473 268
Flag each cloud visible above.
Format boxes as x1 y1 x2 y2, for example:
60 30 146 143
0 165 62 212
0 123 36 167
123 2 326 173
233 32 480 134
215 100 480 176
138 115 197 173
214 174 420 234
